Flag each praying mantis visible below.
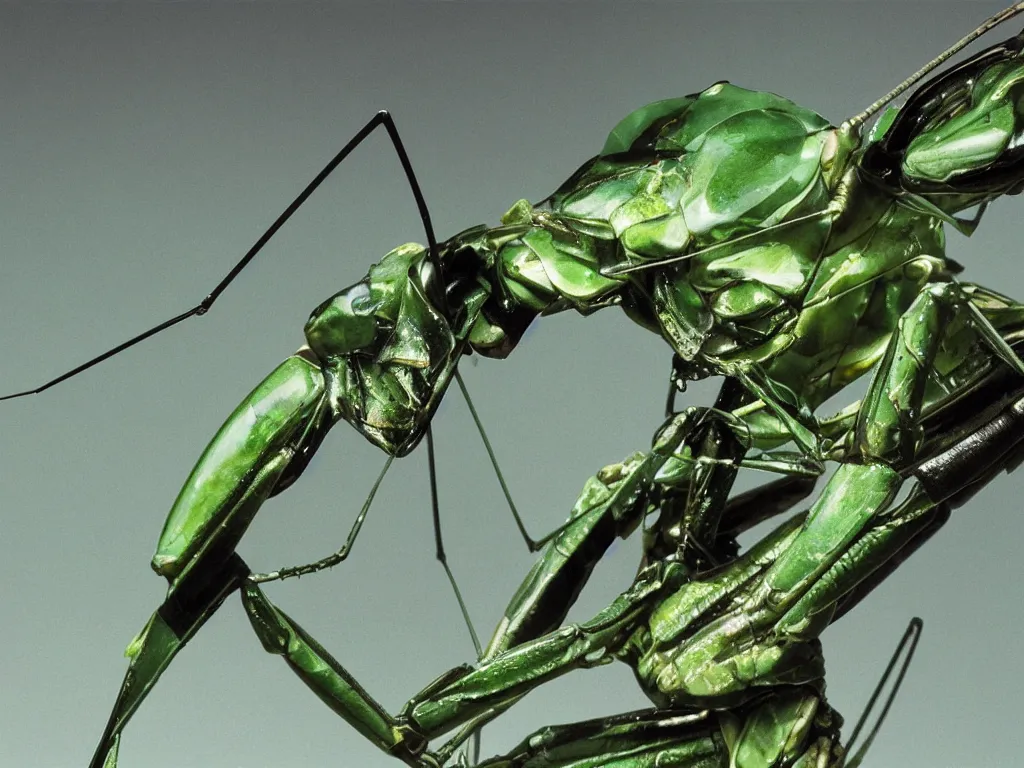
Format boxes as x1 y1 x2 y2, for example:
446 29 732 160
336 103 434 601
4 2 1024 767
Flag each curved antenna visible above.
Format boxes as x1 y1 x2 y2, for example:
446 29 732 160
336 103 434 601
841 616 924 768
844 2 1024 131
2 110 441 401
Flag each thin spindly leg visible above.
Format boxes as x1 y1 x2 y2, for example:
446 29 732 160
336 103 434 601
85 108 520 768
232 401 803 768
239 559 685 766
235 445 679 765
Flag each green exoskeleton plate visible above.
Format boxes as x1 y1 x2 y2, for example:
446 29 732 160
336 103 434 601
19 7 1024 768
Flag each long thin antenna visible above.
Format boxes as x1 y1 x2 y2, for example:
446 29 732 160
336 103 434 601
842 616 924 768
845 3 1024 131
3 110 441 401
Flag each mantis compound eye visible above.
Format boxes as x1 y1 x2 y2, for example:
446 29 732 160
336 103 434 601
416 256 449 316
304 281 381 359
304 242 434 362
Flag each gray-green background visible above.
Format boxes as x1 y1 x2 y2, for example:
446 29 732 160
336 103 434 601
3 2 1022 766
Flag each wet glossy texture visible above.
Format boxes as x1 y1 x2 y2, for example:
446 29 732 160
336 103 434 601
89 17 1024 768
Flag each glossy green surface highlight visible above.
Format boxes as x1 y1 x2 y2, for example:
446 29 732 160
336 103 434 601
83 16 1024 768
152 354 324 576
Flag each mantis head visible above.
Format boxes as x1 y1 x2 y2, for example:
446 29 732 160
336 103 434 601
304 242 484 458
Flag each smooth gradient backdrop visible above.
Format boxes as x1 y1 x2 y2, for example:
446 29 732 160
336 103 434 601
3 2 1023 767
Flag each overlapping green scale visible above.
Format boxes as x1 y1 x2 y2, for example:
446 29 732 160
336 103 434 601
600 95 695 157
677 110 829 239
656 83 829 153
553 82 833 297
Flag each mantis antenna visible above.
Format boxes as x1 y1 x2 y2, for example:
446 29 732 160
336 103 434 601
843 2 1024 131
601 4 1024 281
1 110 442 401
841 617 925 768
9 109 499 761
